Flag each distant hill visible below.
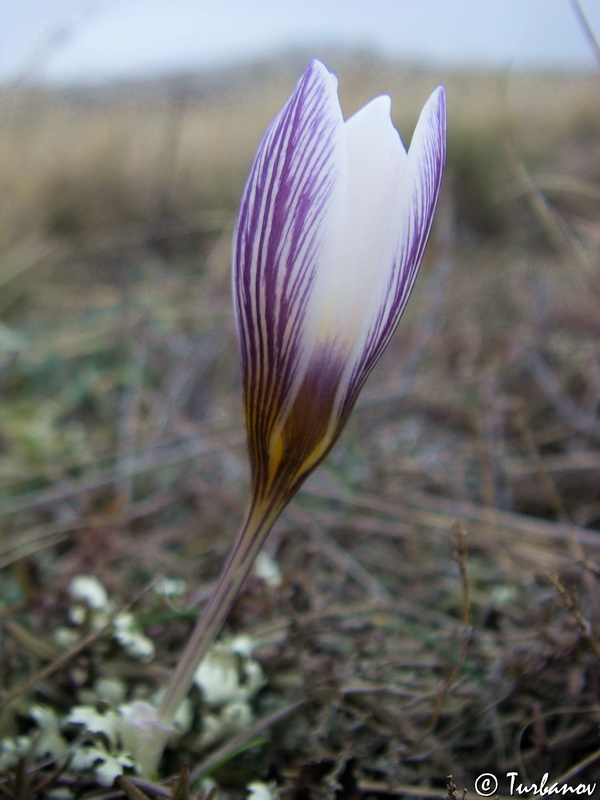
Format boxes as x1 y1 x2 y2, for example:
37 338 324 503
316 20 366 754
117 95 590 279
5 47 596 111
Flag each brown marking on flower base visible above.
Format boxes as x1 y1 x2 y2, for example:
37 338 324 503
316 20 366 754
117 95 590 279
247 345 346 511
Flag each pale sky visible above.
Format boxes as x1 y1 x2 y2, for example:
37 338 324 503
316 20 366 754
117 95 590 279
1 0 599 85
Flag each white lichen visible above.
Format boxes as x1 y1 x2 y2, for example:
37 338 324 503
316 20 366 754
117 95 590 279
254 552 283 588
113 612 155 660
28 705 69 760
247 780 279 800
69 575 109 610
70 744 136 786
153 577 187 598
0 735 32 771
194 638 264 708
67 706 122 745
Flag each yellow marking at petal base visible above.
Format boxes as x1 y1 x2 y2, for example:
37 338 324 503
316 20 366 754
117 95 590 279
266 422 335 498
268 425 285 483
287 428 335 487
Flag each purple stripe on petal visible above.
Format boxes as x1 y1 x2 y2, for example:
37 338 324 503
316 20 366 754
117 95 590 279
232 61 345 497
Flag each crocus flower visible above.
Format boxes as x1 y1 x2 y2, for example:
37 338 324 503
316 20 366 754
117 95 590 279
152 60 446 764
234 59 446 525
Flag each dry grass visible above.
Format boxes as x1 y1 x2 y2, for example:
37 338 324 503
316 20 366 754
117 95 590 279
0 52 599 798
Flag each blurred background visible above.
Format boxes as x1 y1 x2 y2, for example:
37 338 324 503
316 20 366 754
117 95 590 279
1 0 600 792
3 0 600 82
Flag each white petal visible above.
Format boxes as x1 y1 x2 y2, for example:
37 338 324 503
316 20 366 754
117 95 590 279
340 86 446 414
303 96 406 352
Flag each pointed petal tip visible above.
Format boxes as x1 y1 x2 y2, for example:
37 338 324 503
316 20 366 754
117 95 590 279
426 85 447 126
345 93 400 145
303 59 338 92
362 93 393 118
408 84 447 157
306 57 327 72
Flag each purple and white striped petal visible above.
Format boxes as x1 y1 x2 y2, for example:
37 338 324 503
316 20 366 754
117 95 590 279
233 60 346 508
233 60 446 514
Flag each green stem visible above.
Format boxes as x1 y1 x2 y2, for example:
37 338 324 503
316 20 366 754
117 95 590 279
144 502 279 774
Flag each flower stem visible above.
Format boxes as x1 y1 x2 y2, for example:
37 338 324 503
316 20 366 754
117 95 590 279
144 501 279 774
